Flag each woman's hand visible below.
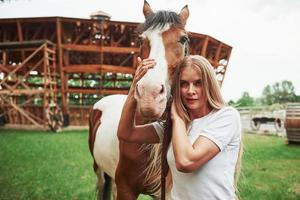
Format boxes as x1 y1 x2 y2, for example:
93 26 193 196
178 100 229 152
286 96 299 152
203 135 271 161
132 57 156 84
129 57 156 94
171 101 182 122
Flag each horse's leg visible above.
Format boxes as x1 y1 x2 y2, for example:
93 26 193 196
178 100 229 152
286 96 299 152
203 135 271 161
103 173 112 200
112 181 117 200
89 109 106 199
94 170 114 200
115 146 139 200
115 172 138 200
95 168 105 200
115 183 137 200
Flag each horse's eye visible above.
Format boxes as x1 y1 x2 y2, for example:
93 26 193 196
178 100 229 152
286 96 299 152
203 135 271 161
178 36 189 45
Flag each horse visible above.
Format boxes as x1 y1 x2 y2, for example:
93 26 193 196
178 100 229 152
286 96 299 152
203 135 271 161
89 1 189 199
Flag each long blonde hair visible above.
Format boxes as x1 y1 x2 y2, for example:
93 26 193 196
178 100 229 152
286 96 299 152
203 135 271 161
172 55 225 123
172 55 243 196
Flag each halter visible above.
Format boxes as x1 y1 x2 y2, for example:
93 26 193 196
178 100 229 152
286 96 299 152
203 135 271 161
183 36 190 57
139 35 190 59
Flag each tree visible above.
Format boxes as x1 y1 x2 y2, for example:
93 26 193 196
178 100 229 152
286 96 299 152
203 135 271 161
261 80 297 105
236 91 255 107
227 100 236 106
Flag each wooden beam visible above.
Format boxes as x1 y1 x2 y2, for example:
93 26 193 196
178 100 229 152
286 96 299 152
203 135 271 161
0 43 46 85
0 89 45 95
56 18 67 114
11 58 44 90
0 96 34 116
16 20 25 61
63 64 135 74
0 64 10 73
2 49 7 66
67 88 128 95
30 24 43 40
62 44 139 54
0 96 42 126
200 36 209 56
214 43 223 64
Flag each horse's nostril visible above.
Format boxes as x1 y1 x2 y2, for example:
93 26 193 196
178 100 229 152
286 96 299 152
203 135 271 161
160 85 165 94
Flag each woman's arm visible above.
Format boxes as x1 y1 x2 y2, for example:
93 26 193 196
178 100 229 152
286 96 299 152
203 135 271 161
117 57 160 144
171 102 220 173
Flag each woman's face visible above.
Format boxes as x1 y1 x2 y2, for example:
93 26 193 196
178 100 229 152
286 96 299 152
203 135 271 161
179 66 209 118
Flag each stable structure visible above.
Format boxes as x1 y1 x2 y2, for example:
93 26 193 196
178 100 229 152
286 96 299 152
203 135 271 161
0 40 57 129
0 16 232 127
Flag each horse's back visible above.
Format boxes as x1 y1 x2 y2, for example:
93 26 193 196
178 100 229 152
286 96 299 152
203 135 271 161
90 94 127 178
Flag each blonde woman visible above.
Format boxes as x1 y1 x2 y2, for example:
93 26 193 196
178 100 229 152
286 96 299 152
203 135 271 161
117 55 242 200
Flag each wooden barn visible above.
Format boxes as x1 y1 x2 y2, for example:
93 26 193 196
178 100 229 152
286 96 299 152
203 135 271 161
0 15 232 129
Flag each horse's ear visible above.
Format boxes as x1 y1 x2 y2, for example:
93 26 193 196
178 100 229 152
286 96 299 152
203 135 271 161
143 0 154 18
179 5 189 27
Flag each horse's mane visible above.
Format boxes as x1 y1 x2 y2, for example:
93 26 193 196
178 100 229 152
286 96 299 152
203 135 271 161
137 10 184 33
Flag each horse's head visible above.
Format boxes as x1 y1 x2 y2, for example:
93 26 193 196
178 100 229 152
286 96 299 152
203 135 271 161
135 0 189 120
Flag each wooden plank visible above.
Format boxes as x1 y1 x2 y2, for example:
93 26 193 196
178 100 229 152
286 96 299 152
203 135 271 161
1 96 34 116
16 20 26 61
200 36 209 56
214 43 223 63
63 64 135 74
0 89 45 95
56 18 67 114
0 43 46 85
30 24 43 40
0 64 10 73
0 40 55 49
11 58 44 90
62 44 140 54
2 49 7 66
67 88 128 95
0 96 41 126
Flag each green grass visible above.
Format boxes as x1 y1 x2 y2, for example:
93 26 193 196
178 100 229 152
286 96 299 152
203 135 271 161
238 133 300 200
0 129 96 200
0 129 299 200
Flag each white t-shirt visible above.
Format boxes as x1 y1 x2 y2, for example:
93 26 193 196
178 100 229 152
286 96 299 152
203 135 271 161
152 106 241 200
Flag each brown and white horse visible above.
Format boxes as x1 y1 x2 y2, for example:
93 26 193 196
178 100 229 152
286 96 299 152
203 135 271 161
89 1 189 199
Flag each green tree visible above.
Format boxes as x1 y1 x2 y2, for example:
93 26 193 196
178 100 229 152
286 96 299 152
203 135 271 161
261 80 297 105
227 100 236 106
236 91 255 107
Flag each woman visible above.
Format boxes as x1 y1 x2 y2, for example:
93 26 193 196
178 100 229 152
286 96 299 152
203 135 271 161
117 55 242 200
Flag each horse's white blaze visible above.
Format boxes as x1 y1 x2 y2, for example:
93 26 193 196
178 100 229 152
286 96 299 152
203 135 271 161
139 25 170 91
93 94 127 178
135 25 171 119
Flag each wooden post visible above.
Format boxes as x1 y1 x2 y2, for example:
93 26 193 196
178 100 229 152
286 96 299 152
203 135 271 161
200 36 209 57
16 20 25 61
56 18 68 123
43 43 48 127
1 51 7 82
2 51 7 66
99 19 104 95
52 47 57 102
214 43 223 68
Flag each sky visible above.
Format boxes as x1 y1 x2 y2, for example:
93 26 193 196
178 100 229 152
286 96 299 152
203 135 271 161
0 0 300 101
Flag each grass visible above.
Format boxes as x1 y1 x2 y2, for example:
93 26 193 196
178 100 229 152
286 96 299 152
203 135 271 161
238 133 300 200
0 129 299 200
0 129 96 200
